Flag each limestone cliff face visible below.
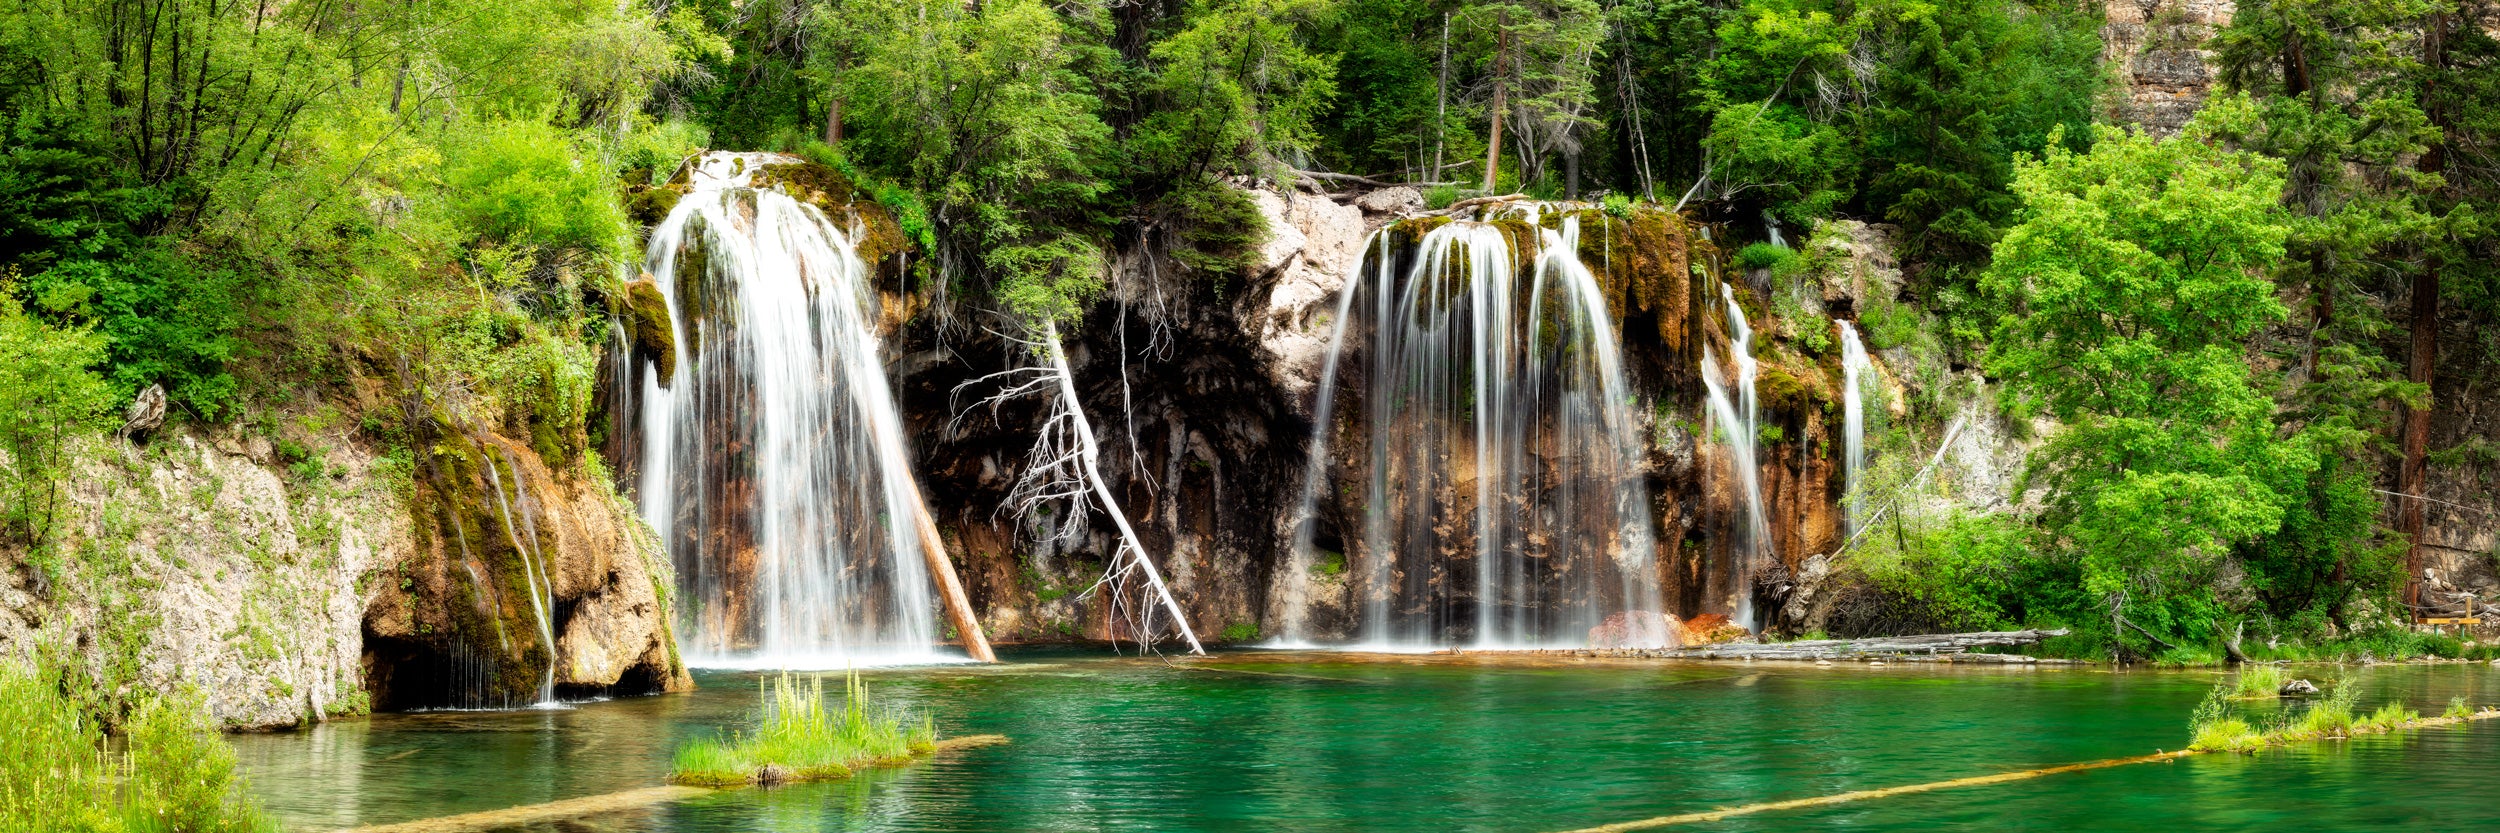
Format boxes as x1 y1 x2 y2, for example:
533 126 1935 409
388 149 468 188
2101 0 2232 135
0 419 687 728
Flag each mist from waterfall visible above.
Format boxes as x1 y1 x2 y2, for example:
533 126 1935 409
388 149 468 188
1704 284 1769 630
1282 210 1662 649
631 152 944 668
1838 321 1873 538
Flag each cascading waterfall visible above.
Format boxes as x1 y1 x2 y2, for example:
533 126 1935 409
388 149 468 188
1284 210 1662 649
1838 321 1873 537
630 152 943 667
482 447 558 706
1703 283 1769 629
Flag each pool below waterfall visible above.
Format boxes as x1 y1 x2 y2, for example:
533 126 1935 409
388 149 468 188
233 650 2500 832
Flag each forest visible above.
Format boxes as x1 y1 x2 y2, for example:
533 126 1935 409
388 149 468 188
5 0 2500 828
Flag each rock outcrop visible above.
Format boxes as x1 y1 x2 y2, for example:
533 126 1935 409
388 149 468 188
0 417 688 728
2102 0 2232 135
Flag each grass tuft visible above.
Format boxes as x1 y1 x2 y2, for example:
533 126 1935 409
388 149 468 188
668 670 937 787
2228 664 2287 699
2445 696 2473 720
2187 717 2264 753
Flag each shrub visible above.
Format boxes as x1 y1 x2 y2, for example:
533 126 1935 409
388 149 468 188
2355 702 2418 734
2287 681 2359 739
1735 242 1794 271
1220 622 1260 643
0 661 270 832
2445 696 2472 720
1601 193 1633 218
0 301 114 547
444 119 632 258
1423 184 1474 210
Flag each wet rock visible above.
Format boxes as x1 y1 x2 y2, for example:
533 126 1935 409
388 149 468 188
1589 611 1685 649
2280 679 2321 697
622 278 677 387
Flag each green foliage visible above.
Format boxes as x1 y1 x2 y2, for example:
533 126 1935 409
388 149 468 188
1220 622 1262 642
2229 664 2287 699
1983 116 2304 654
2445 696 2473 720
1734 242 1793 270
0 300 113 546
0 660 271 832
442 120 633 258
669 671 937 787
1848 509 2029 633
1424 184 1475 210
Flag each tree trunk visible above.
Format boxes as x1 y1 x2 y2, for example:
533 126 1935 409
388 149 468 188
1482 11 1508 193
904 476 996 662
824 95 843 147
1432 12 1450 181
1564 150 1580 200
2401 9 2450 618
1043 320 1205 655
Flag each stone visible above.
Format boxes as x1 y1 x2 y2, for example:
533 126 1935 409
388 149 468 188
1353 186 1424 216
2280 678 2321 696
1249 187 1367 411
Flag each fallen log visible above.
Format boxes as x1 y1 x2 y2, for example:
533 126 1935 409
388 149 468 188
1481 628 2073 662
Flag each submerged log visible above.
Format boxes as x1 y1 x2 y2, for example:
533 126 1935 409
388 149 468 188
1491 628 2073 661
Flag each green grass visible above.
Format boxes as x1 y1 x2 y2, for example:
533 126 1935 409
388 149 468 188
2188 676 2465 754
2187 717 2265 753
0 660 272 832
2228 664 2287 699
669 671 937 787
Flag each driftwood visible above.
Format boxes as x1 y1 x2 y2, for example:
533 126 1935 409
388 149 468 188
1431 193 1531 215
1499 628 2073 662
1293 169 1398 188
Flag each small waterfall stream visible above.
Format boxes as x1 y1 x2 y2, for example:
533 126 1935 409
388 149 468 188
630 152 943 667
1838 321 1873 537
1703 284 1769 629
1283 208 1663 649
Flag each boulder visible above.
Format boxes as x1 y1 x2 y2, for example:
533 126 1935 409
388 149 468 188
1354 186 1424 216
2280 678 2321 697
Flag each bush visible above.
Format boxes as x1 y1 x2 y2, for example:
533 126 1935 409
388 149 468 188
1735 242 1794 270
0 301 114 546
0 661 270 832
1423 184 1475 210
443 119 632 258
2188 717 2263 753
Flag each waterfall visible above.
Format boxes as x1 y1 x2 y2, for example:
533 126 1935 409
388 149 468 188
631 152 943 668
1704 284 1769 630
1838 321 1873 538
1283 209 1662 649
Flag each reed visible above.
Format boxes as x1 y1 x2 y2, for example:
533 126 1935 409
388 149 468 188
669 671 937 787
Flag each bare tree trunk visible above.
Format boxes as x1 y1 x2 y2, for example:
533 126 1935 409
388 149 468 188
1043 321 1205 655
904 476 996 661
1433 12 1450 181
1564 150 1579 200
1482 11 1508 193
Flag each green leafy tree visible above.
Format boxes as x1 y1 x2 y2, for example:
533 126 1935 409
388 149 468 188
1983 115 2305 656
0 299 112 549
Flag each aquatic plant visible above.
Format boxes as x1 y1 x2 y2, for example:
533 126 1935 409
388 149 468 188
2228 665 2287 699
0 661 271 832
2445 696 2473 719
669 671 937 787
2188 718 2265 754
2355 702 2419 734
2285 680 2361 739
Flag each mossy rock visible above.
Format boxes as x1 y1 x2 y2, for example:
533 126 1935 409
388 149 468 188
626 186 684 228
623 278 677 387
747 161 916 284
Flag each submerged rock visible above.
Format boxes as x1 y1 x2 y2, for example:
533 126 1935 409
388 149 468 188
2280 679 2321 697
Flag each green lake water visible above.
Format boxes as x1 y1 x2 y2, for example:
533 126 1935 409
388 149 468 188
232 650 2500 832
